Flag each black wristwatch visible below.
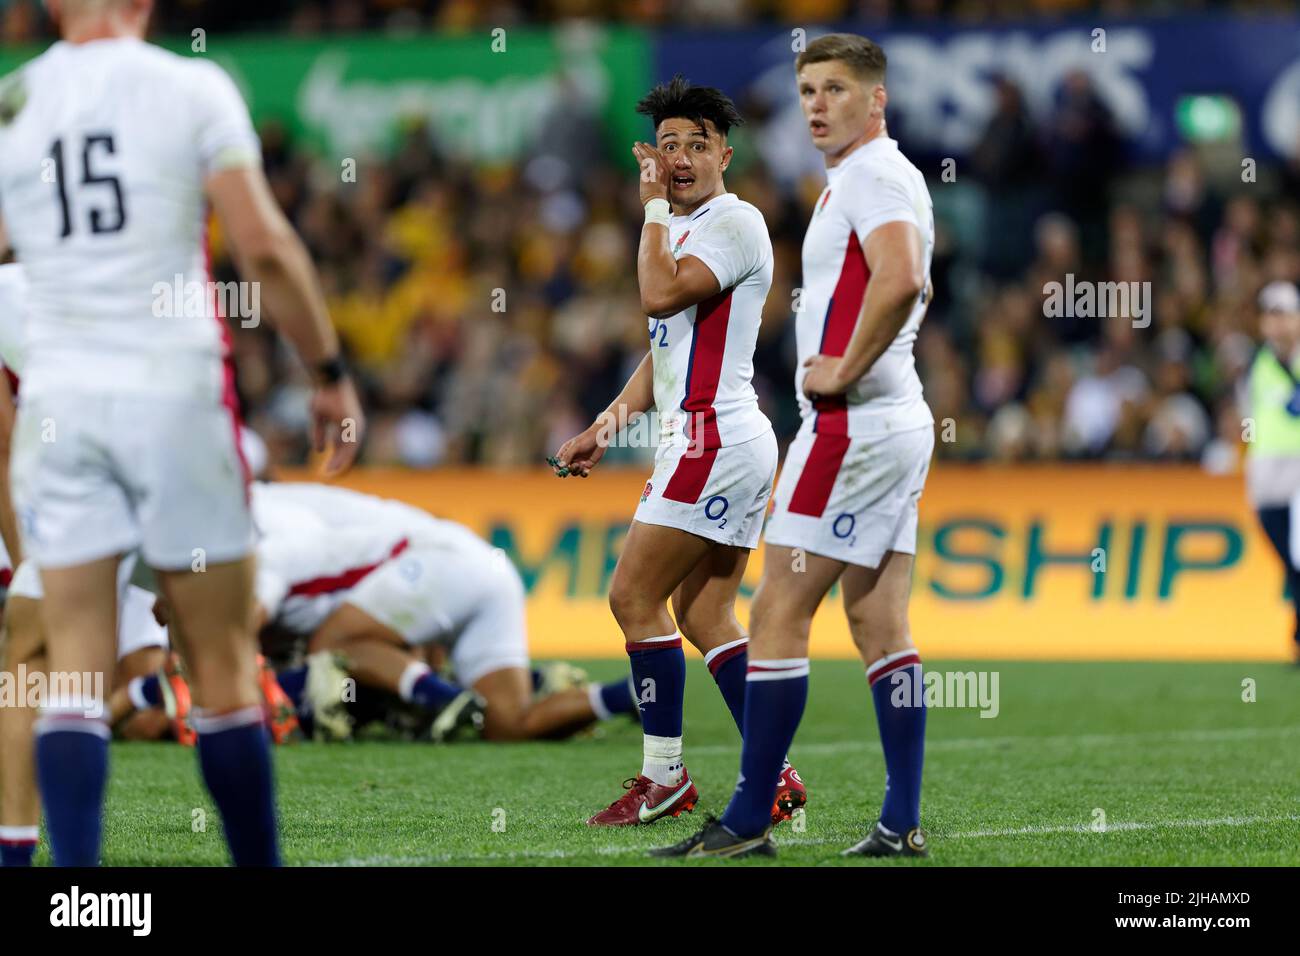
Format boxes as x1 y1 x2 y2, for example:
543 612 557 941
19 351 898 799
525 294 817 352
313 355 348 386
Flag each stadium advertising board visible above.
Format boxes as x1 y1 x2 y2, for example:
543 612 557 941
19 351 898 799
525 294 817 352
299 466 1291 662
0 26 651 162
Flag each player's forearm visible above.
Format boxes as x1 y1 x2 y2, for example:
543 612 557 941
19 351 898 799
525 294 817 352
236 235 341 367
596 351 655 432
637 222 683 319
835 273 923 386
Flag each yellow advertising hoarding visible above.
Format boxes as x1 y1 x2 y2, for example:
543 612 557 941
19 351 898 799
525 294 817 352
285 465 1292 661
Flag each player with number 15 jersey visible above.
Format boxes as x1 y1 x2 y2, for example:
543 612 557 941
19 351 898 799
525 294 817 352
0 0 361 868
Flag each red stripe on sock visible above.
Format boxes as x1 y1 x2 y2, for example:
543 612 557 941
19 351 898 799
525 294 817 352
868 653 922 686
626 637 683 654
707 642 748 677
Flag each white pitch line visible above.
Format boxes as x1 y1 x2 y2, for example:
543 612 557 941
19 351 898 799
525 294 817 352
308 813 1300 866
938 813 1300 840
687 723 1300 758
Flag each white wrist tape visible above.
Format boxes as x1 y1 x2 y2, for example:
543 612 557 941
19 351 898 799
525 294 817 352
644 198 671 227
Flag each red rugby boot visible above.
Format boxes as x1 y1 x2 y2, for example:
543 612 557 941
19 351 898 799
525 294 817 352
771 762 807 824
587 771 698 826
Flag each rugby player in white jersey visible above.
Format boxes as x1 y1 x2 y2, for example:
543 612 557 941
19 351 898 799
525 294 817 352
249 481 638 743
656 34 936 860
0 0 362 866
551 77 805 826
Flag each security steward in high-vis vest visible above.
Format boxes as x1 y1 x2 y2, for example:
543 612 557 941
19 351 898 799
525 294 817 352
1245 280 1300 659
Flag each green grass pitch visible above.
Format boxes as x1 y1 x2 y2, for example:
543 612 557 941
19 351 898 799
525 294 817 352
68 660 1300 865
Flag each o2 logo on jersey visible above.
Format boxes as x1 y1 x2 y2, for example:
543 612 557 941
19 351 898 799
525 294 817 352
647 318 668 347
832 513 856 545
705 495 729 529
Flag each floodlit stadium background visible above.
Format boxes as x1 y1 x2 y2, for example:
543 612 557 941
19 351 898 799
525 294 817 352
2 0 1298 659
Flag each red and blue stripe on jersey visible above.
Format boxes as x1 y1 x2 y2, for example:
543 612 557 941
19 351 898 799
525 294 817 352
788 230 870 517
663 288 734 504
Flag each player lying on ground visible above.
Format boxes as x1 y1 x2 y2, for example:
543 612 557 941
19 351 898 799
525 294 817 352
655 34 937 860
551 76 805 826
0 0 362 866
250 481 639 742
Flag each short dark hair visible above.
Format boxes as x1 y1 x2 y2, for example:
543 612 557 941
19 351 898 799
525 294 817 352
795 33 887 84
636 75 744 138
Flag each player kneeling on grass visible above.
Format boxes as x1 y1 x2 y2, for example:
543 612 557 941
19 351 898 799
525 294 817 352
655 34 936 861
251 481 639 743
551 76 806 827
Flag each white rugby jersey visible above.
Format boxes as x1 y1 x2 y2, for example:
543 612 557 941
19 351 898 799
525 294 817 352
0 38 261 399
652 193 773 450
797 137 935 438
251 482 490 635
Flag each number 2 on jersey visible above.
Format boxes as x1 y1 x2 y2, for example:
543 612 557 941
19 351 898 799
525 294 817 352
50 133 127 239
648 319 668 347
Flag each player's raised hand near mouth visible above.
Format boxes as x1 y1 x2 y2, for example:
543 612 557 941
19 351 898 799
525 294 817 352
632 142 671 206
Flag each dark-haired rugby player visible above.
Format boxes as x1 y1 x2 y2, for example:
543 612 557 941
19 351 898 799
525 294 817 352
551 76 805 827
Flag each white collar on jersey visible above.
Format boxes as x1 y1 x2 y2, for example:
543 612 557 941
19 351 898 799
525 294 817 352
671 191 738 224
825 135 898 182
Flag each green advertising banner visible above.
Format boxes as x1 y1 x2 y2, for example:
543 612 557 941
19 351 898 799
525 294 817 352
0 26 652 162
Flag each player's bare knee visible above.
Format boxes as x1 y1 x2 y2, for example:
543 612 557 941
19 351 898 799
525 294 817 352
608 578 653 632
852 617 912 664
748 584 796 640
747 587 776 641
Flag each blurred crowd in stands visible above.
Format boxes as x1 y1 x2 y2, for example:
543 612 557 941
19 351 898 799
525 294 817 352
4 0 1299 471
219 81 1300 472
